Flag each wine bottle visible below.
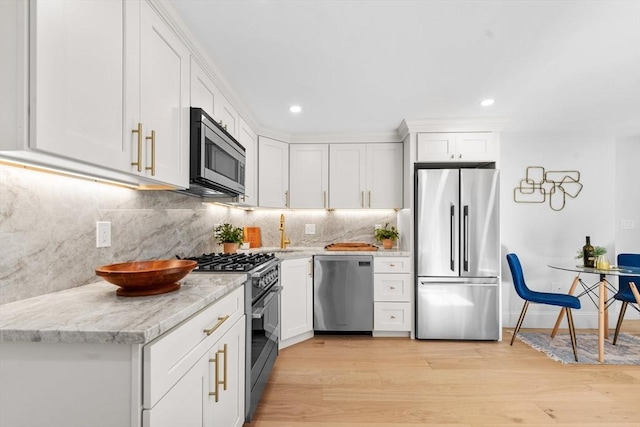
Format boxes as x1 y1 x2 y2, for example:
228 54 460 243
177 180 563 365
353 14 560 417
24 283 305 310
583 236 595 268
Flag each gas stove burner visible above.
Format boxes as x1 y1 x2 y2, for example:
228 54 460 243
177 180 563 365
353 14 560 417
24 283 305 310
179 252 277 272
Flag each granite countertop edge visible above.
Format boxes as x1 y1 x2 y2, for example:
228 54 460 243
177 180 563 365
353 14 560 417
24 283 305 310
0 273 247 345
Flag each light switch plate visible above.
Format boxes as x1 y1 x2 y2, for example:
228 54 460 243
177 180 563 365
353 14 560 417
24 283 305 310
305 224 316 235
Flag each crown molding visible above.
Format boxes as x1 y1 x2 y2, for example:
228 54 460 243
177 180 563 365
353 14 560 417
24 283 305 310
399 117 509 136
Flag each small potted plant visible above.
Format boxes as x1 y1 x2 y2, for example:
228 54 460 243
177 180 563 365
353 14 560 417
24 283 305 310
374 223 399 249
214 223 244 254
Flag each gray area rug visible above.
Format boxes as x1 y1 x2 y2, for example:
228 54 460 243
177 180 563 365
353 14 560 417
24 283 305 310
513 332 640 365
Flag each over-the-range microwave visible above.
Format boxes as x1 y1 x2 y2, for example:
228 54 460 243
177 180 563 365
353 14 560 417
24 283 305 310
180 107 246 197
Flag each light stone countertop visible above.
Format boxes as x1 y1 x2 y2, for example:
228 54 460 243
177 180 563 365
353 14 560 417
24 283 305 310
0 249 410 346
246 246 411 259
0 272 247 345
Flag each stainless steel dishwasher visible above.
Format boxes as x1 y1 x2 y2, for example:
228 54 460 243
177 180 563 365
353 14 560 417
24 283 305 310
313 255 373 332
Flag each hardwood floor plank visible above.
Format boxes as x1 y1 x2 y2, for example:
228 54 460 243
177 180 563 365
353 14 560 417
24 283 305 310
244 325 640 427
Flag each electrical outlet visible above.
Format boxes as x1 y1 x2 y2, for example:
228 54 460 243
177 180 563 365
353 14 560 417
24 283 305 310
305 224 316 235
621 219 636 230
96 221 111 248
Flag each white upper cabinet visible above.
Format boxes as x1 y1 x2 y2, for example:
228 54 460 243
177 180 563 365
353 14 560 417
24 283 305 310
24 0 129 170
416 132 495 162
329 144 367 208
238 117 257 205
366 143 403 208
1 0 190 188
215 95 239 140
190 58 217 118
289 144 329 209
258 136 289 208
126 0 190 188
329 143 403 209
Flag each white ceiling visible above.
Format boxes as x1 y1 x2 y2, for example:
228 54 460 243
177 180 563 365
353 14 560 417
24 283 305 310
170 0 640 138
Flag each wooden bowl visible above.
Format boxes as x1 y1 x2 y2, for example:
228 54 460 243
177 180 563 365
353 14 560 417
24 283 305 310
96 259 197 297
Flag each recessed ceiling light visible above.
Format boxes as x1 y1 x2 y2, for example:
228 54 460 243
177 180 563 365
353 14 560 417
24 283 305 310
480 99 495 107
289 105 302 113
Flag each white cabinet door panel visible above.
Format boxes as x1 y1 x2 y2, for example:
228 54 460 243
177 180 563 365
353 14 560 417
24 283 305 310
329 144 366 208
32 0 127 170
289 144 329 208
367 143 403 208
139 3 189 187
258 136 289 208
280 257 313 346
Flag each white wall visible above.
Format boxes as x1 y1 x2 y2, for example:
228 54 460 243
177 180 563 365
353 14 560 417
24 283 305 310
500 131 639 328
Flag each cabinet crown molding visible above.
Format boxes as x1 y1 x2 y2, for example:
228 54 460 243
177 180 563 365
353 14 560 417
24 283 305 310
398 118 508 139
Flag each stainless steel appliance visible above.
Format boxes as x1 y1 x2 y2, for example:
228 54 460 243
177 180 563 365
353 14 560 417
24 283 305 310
180 108 245 197
182 252 280 422
415 167 500 340
313 255 373 332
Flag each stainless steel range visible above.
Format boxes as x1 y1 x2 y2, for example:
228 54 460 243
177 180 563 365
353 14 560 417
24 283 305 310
181 252 281 422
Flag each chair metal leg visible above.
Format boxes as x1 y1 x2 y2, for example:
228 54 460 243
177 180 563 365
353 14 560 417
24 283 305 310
613 301 628 346
566 308 578 362
511 301 529 346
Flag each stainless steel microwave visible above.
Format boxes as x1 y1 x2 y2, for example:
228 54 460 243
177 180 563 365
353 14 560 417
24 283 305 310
183 108 246 197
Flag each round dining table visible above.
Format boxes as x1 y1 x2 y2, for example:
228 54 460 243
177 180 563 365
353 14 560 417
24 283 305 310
547 263 640 363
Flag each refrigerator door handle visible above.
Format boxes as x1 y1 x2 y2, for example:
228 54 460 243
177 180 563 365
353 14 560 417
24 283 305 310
450 204 455 271
463 205 469 272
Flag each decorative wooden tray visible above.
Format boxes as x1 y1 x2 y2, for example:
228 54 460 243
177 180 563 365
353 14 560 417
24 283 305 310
324 242 379 251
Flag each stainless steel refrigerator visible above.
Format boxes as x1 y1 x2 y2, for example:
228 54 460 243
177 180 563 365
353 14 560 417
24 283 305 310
415 168 500 340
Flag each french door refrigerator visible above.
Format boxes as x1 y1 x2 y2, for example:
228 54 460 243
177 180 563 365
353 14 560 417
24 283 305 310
415 168 500 340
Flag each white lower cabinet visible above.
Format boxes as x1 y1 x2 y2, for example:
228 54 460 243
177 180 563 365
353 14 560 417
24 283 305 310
0 287 246 427
143 318 245 427
280 257 314 348
373 257 412 333
143 286 245 427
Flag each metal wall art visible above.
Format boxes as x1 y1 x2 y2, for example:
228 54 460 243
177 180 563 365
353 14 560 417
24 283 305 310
513 166 582 211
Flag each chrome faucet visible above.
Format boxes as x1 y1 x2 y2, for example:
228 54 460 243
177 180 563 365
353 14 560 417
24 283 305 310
279 213 291 249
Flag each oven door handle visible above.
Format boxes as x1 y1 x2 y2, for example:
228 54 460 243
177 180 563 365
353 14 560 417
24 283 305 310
252 286 282 319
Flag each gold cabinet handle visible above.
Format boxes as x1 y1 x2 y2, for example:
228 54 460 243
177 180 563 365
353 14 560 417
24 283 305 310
131 123 142 172
145 130 156 176
368 190 372 208
203 315 229 336
285 191 289 208
208 351 220 401
219 344 228 392
323 190 327 208
208 344 228 402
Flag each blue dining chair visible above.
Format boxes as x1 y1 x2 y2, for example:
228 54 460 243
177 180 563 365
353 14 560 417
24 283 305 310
612 253 640 345
506 253 582 361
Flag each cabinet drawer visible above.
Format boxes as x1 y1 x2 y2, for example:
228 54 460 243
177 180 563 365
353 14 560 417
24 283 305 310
143 286 244 408
374 257 410 273
374 302 411 331
374 273 411 301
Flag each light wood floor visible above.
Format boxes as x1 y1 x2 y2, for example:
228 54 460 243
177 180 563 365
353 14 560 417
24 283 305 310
245 322 640 427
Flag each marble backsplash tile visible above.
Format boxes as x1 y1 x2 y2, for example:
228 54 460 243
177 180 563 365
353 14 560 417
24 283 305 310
0 165 397 304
